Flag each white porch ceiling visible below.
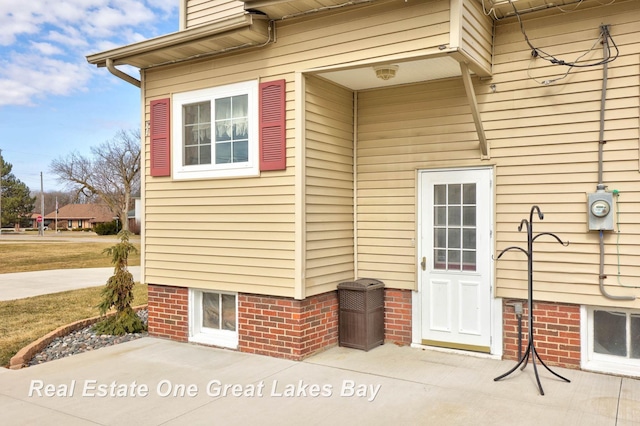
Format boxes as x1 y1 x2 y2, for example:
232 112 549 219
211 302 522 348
314 56 463 91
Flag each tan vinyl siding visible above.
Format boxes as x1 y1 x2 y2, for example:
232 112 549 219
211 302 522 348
304 76 354 296
143 74 296 297
143 0 640 310
484 0 640 308
142 0 460 298
356 79 481 290
460 0 493 75
185 0 245 29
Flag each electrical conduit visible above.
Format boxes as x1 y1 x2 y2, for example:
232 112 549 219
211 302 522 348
596 25 634 301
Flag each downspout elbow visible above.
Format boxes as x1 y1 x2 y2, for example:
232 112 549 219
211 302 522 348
106 58 141 88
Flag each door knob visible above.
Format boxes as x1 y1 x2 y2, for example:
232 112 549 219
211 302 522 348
421 257 426 271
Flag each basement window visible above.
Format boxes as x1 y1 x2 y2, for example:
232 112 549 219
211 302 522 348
189 289 238 349
583 306 640 376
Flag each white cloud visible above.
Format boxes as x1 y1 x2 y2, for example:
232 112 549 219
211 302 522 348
46 28 89 49
30 41 64 56
0 53 92 106
0 0 178 107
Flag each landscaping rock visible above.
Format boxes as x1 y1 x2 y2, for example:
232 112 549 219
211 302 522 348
28 310 148 366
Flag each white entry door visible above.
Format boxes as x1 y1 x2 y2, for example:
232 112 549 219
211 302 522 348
419 168 493 353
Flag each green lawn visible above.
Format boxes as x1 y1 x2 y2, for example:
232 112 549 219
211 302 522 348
0 235 146 368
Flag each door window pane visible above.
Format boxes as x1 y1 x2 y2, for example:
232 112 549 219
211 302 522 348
432 182 476 272
448 228 461 249
434 206 446 226
463 183 476 204
463 229 476 249
448 206 461 226
462 251 476 271
463 206 476 226
448 250 460 269
434 185 446 205
448 185 461 204
434 249 446 270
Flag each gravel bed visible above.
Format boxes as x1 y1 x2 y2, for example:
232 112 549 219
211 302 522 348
28 310 149 366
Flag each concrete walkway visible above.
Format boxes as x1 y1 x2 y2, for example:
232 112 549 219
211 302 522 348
0 267 141 301
0 339 638 425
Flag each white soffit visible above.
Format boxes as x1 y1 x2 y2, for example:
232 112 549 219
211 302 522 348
480 0 616 19
315 56 462 91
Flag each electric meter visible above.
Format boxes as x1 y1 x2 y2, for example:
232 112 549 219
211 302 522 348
587 191 614 231
590 200 610 218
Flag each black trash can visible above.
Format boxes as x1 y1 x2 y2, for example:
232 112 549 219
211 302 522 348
337 278 384 351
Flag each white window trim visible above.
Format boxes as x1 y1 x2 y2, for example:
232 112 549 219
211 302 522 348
581 305 640 377
172 80 259 180
189 288 238 349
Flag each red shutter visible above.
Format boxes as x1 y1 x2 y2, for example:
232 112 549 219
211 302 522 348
259 80 286 171
150 98 171 177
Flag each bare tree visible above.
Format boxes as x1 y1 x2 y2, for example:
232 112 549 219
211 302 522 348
50 129 141 231
32 190 77 215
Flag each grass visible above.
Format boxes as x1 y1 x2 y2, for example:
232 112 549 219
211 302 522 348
0 241 141 274
0 235 146 368
0 284 148 368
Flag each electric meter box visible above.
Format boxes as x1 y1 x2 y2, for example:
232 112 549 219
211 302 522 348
587 191 614 231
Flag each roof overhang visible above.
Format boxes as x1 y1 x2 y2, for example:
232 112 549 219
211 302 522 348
240 0 378 20
481 0 606 19
86 13 271 70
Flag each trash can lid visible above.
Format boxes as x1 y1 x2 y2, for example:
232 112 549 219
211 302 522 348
338 278 384 290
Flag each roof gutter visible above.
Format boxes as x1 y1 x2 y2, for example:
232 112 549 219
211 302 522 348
106 58 141 88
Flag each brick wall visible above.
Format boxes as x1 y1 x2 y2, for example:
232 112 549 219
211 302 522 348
146 285 413 360
503 300 581 369
238 292 339 360
147 284 189 342
384 289 412 345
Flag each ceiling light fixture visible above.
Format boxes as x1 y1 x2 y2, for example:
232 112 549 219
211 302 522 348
373 65 399 81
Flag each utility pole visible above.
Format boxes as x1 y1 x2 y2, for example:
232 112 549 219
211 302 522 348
39 172 44 236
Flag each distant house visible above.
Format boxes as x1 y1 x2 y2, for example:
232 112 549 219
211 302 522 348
43 204 116 230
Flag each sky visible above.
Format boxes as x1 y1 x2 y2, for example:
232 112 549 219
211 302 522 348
0 0 179 192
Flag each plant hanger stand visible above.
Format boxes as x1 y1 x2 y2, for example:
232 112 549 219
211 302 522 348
493 205 571 395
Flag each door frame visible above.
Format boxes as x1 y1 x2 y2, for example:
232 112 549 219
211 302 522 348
411 166 502 357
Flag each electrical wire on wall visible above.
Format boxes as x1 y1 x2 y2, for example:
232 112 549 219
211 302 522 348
508 0 620 85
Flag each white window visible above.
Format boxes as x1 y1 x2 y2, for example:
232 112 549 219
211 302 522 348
582 306 640 377
172 80 259 180
189 289 238 349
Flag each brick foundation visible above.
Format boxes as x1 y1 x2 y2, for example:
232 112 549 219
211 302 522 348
148 284 189 342
503 300 581 369
147 285 413 360
238 291 339 360
384 289 413 345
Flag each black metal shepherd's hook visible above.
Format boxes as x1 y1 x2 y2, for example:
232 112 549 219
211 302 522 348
493 205 570 395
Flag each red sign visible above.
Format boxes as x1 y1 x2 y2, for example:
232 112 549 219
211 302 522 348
37 215 43 223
